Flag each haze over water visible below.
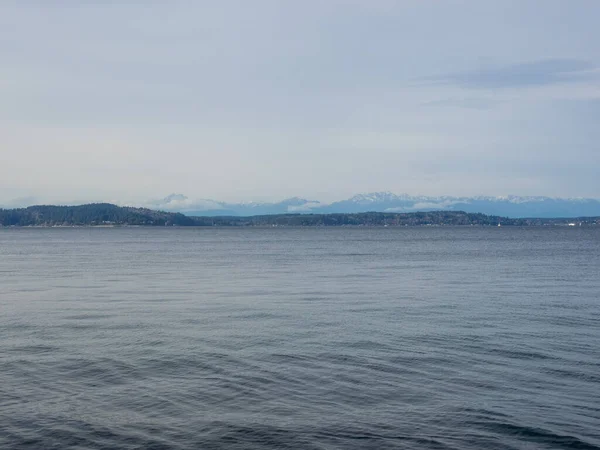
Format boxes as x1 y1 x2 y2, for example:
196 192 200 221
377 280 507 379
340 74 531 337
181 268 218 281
1 227 600 449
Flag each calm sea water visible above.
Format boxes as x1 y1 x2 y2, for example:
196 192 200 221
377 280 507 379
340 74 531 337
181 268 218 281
1 227 599 449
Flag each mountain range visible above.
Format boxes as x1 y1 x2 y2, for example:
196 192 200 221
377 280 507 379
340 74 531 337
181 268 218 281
145 192 600 218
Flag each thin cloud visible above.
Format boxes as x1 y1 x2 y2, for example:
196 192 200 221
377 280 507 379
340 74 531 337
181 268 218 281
425 59 598 89
420 97 497 110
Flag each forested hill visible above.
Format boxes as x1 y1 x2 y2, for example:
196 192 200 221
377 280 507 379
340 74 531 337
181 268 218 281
0 203 197 227
0 203 598 227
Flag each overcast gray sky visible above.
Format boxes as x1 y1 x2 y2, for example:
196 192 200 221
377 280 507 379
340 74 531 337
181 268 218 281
1 1 599 205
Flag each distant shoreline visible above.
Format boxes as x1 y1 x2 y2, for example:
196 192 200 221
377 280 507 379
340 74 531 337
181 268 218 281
1 203 598 228
2 225 597 229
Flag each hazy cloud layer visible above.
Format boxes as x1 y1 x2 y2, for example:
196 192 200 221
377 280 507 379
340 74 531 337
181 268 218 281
426 59 599 89
1 1 599 205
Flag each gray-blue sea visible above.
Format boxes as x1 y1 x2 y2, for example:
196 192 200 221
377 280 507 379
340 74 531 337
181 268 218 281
1 227 599 449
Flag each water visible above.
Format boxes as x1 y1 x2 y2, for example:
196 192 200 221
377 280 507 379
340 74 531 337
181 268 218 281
1 227 599 449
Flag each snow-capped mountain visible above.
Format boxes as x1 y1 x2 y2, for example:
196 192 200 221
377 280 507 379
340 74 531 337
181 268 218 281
146 194 321 216
146 192 600 218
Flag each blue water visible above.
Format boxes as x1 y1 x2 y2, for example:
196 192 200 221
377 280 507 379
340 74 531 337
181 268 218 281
1 227 599 449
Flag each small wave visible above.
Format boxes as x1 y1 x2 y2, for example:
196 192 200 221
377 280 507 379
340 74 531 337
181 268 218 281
471 421 600 449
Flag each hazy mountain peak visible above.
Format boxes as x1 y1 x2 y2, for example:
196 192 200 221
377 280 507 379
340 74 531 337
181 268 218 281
348 192 401 203
279 197 320 206
163 193 188 203
138 192 600 218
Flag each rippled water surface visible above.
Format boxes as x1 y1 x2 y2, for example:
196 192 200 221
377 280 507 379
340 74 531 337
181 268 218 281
1 227 600 449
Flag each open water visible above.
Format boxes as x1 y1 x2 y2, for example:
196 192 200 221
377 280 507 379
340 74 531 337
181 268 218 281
1 227 599 449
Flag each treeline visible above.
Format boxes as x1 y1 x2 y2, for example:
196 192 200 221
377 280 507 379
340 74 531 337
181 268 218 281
0 203 195 227
1 203 598 227
195 211 525 227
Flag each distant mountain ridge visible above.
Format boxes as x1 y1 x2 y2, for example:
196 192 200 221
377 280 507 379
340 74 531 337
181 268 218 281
146 192 600 218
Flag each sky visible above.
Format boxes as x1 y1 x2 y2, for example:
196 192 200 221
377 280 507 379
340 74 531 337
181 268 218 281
1 1 599 206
